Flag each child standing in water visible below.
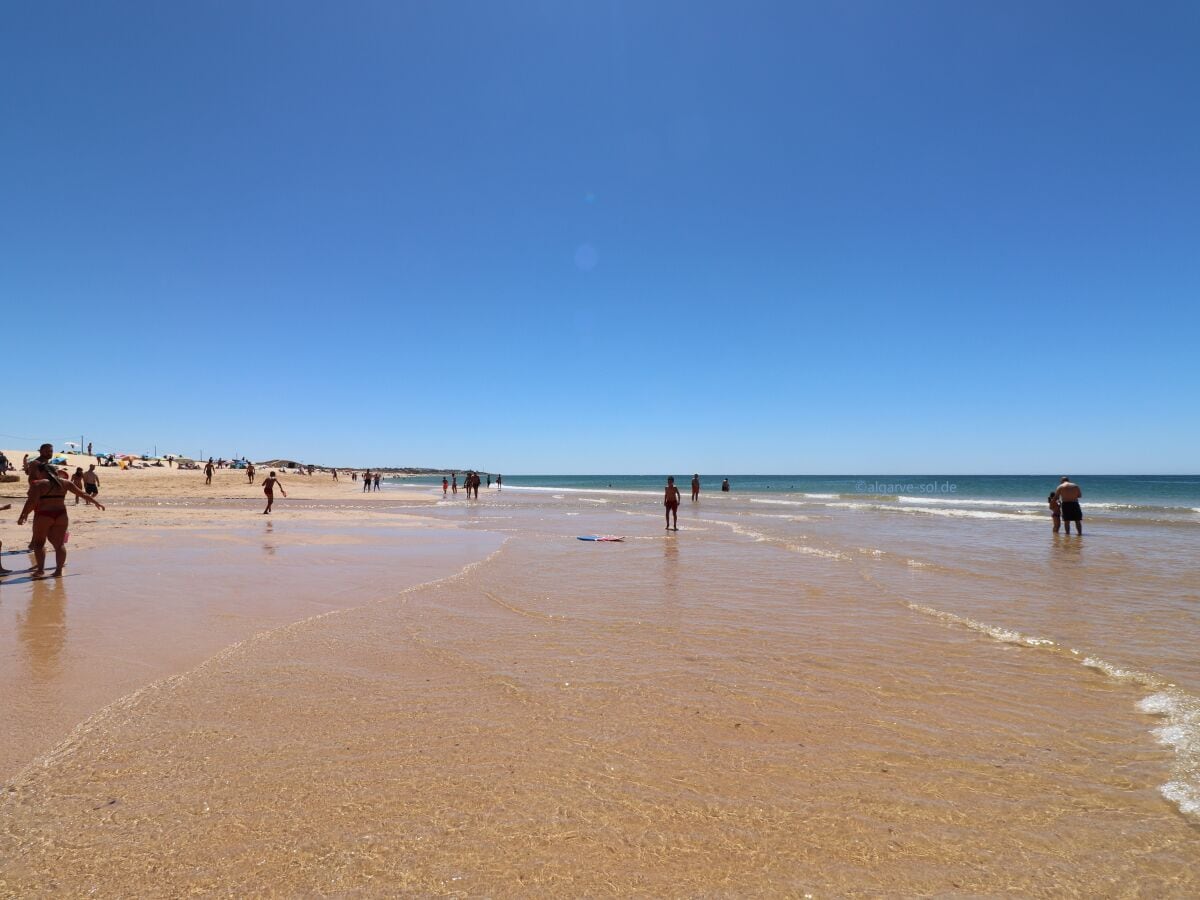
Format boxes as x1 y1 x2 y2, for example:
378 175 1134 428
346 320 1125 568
1048 491 1061 533
664 476 681 531
262 471 287 514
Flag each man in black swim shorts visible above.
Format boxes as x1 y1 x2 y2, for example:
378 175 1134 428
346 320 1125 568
1055 476 1083 535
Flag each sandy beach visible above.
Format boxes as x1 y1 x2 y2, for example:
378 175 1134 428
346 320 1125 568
2 460 1199 895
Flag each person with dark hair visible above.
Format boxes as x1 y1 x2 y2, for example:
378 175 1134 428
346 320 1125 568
721 478 730 492
691 473 700 502
1055 477 1083 535
664 476 681 531
1048 491 1061 533
261 471 287 514
83 464 100 498
18 458 105 577
204 458 215 485
71 467 85 504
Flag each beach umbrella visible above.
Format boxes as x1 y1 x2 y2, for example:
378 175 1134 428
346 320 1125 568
62 441 81 450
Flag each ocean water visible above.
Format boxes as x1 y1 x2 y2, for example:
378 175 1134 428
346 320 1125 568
407 473 1200 524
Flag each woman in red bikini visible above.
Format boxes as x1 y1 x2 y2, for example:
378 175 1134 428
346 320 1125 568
17 461 105 578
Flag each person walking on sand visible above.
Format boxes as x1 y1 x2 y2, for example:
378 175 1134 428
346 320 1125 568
373 472 381 492
691 473 700 502
70 467 86 504
204 459 214 485
442 476 449 497
83 464 100 499
1055 477 1083 535
18 461 106 578
664 476 681 531
261 471 287 514
362 470 371 493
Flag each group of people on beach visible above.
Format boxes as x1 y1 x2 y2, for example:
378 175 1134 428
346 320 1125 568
441 472 498 499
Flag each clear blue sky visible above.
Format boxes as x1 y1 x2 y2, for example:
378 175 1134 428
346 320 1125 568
3 2 1197 473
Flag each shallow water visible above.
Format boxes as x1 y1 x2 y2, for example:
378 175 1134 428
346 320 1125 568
1 486 1197 895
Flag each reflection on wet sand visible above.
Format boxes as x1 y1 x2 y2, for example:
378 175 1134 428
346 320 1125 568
18 576 68 682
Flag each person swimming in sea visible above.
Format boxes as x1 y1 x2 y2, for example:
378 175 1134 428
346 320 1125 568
261 471 287 514
664 476 681 531
1048 490 1061 533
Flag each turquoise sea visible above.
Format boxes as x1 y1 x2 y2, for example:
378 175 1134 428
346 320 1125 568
400 474 1200 524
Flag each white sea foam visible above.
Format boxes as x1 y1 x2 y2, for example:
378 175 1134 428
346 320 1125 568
750 498 811 507
830 502 1039 521
803 493 838 499
785 544 849 560
898 496 1033 507
1137 691 1200 821
1081 657 1166 688
905 604 1058 647
906 603 1200 822
502 485 658 498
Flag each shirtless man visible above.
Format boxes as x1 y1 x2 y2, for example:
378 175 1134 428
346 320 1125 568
691 473 700 502
204 459 215 485
18 460 105 577
83 464 100 498
261 471 287 514
664 476 681 531
1055 477 1083 535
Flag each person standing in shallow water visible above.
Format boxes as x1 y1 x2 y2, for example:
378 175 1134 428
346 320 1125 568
664 476 681 531
1048 491 1062 533
691 473 700 502
261 471 287 514
1055 476 1083 535
19 460 106 577
721 478 730 492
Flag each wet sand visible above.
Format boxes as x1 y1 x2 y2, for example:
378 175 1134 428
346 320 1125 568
2 482 1198 895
